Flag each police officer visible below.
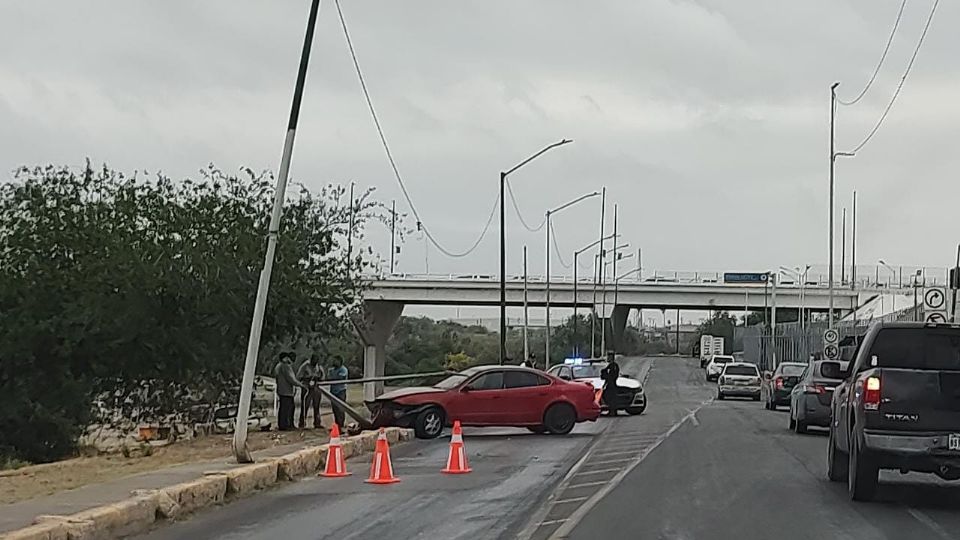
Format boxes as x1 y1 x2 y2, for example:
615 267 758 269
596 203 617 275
600 352 621 416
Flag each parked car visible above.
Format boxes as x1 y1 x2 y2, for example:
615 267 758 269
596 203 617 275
705 354 735 381
717 362 762 401
827 322 960 501
546 360 646 415
761 362 807 410
366 365 601 439
788 360 847 433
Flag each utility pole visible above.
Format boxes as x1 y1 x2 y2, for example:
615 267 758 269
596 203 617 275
347 181 355 280
601 204 617 355
771 272 778 368
851 190 857 290
592 187 606 358
233 0 322 464
499 171 506 365
545 212 551 367
523 246 529 363
573 249 579 357
389 199 396 274
829 82 838 329
675 309 681 355
841 207 846 284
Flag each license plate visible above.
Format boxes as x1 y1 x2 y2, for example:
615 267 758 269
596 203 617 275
950 434 960 451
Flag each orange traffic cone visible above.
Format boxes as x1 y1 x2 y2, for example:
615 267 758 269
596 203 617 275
365 428 400 484
320 424 351 478
442 420 471 474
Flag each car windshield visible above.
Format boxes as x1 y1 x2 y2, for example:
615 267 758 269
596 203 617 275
724 365 759 376
571 364 603 378
433 366 484 389
779 364 806 376
713 356 733 364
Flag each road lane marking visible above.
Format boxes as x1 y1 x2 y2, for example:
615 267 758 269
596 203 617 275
590 450 636 458
549 397 713 539
907 508 953 539
553 496 589 504
566 480 608 489
688 408 700 427
580 458 631 467
572 468 621 477
539 519 568 526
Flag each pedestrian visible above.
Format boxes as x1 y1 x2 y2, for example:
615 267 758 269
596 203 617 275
327 356 349 429
297 354 324 429
600 352 621 416
273 351 307 431
527 352 537 370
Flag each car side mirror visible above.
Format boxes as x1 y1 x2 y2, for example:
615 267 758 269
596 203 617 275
461 386 472 393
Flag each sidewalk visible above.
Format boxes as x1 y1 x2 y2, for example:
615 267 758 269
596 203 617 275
1 436 337 535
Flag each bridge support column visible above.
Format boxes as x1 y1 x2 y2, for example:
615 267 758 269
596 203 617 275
356 300 404 401
611 304 630 353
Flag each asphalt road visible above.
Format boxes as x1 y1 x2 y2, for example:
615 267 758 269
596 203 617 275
565 358 960 540
137 357 654 540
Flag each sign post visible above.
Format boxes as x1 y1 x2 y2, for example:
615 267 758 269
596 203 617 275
923 287 948 324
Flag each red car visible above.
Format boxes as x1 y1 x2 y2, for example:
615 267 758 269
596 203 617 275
366 365 602 439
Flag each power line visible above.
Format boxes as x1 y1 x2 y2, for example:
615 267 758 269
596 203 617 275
838 0 907 106
550 221 570 269
333 0 496 258
505 178 546 232
846 0 940 154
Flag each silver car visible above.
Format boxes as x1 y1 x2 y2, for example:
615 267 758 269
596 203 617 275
717 362 762 401
788 360 848 434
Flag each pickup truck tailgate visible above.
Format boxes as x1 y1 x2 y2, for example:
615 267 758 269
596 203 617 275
870 368 960 432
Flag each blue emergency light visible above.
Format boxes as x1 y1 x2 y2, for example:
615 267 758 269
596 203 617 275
564 357 584 365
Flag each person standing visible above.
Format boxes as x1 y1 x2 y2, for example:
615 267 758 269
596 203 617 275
297 355 324 429
600 353 621 416
327 357 349 428
273 352 306 431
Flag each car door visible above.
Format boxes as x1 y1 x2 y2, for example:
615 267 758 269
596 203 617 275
455 371 505 425
501 371 554 424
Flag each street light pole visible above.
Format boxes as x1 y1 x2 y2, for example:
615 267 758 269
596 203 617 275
829 82 838 329
523 246 529 363
574 233 617 358
545 191 599 369
389 199 396 274
601 204 618 355
591 187 606 358
233 0 322 464
499 139 573 365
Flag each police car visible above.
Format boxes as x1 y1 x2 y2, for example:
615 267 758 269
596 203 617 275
546 358 646 415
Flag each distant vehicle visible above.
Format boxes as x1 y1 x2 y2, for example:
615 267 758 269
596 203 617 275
366 365 600 439
705 354 735 381
644 276 678 283
717 362 761 401
699 335 725 368
828 322 960 501
761 362 807 410
547 359 646 415
788 360 847 434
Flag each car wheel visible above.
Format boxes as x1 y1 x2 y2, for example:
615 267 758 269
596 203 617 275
717 390 725 400
788 414 796 431
752 393 761 402
848 434 879 501
413 406 445 439
544 403 577 435
795 418 808 434
526 425 548 434
827 426 848 482
626 404 646 415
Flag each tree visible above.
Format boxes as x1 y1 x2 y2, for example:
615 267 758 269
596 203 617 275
0 163 383 463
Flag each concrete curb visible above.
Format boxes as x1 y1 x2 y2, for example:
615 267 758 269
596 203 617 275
1 428 413 540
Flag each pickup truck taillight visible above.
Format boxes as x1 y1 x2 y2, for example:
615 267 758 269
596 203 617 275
864 376 881 410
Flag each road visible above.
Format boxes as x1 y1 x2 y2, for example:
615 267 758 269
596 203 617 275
137 357 652 540
139 357 960 539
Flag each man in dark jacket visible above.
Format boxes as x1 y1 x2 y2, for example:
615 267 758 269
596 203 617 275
600 353 621 416
297 354 324 429
274 352 306 431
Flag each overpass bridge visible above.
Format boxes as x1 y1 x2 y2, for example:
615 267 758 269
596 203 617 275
354 274 866 399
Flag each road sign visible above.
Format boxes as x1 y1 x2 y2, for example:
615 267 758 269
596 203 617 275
925 287 946 310
926 312 947 324
824 344 840 360
723 272 769 284
823 328 839 345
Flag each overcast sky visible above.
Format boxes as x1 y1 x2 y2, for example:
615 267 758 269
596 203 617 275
2 0 958 287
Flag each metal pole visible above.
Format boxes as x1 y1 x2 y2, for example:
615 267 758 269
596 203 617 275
499 171 506 365
675 308 681 355
523 246 529 363
389 199 396 274
602 204 617 355
573 251 579 356
347 181 354 277
233 0 322 464
771 273 778 367
851 190 857 290
545 212 552 369
592 187 606 357
952 244 960 322
829 82 838 329
841 208 846 284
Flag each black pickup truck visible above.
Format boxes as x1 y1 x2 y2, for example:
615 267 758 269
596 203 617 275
828 322 960 501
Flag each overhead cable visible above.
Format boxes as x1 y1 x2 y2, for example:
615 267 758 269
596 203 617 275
838 0 907 106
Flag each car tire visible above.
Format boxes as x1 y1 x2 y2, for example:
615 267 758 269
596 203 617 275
626 404 646 415
827 426 848 482
717 390 725 400
848 435 879 501
795 418 808 434
544 403 577 435
413 406 445 439
752 393 761 402
526 425 548 434
788 414 796 431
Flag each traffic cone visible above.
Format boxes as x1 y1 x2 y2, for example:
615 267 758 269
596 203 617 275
365 428 400 484
320 424 351 478
442 420 471 474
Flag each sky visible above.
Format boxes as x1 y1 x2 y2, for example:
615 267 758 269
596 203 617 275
2 1 958 321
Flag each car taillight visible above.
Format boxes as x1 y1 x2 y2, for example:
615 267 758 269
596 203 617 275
775 377 783 389
802 384 825 395
864 376 881 410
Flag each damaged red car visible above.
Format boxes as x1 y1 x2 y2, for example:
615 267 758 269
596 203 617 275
367 365 601 439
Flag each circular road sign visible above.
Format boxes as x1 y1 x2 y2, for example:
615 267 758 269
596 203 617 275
824 344 840 360
926 312 947 324
823 328 839 345
925 288 946 310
